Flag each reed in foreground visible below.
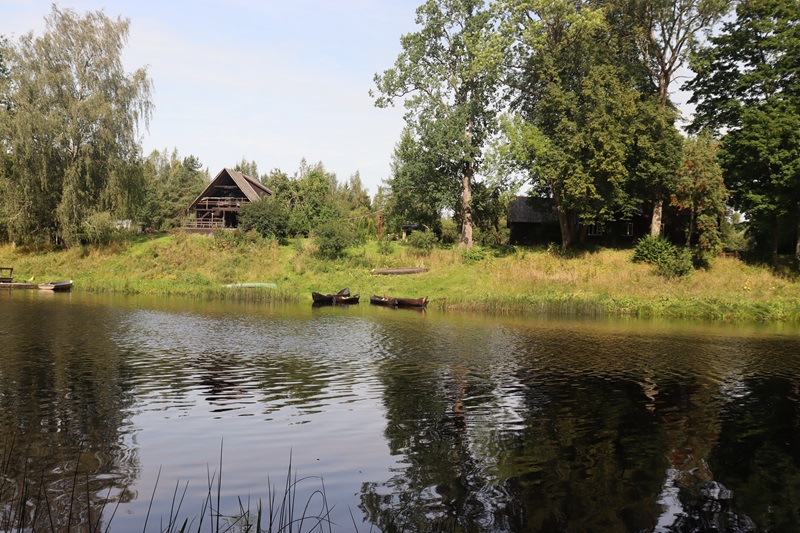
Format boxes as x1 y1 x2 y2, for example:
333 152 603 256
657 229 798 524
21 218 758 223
0 442 337 533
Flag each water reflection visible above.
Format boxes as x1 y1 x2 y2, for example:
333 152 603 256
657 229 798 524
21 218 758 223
0 294 138 531
360 316 800 531
1 293 800 531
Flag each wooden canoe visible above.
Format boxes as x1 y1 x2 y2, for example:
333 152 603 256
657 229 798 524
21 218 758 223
370 295 428 308
38 280 73 292
312 288 351 304
369 295 398 307
395 296 428 308
333 294 360 304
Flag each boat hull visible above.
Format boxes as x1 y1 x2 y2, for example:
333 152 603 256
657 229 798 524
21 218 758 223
370 295 428 308
38 280 73 292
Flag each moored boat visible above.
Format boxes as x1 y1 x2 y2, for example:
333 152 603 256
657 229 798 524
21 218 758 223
311 288 350 304
38 280 73 292
333 294 360 304
395 296 428 308
369 295 428 308
369 294 398 307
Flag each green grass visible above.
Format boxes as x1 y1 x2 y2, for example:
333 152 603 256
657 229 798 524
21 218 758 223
2 231 800 322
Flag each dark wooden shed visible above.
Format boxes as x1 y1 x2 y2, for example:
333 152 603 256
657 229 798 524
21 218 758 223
507 196 561 245
185 168 272 232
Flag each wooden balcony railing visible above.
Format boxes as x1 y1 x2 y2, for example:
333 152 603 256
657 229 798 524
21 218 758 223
194 197 246 210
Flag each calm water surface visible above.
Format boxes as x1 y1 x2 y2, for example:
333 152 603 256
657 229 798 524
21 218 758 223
1 291 800 531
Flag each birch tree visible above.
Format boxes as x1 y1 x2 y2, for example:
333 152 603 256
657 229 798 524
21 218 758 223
0 6 152 245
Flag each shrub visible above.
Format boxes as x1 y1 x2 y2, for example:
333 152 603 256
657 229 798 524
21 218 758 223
633 235 675 265
440 219 459 244
461 246 487 264
377 237 393 255
633 235 692 278
313 220 354 259
81 211 119 245
238 199 288 239
406 230 437 252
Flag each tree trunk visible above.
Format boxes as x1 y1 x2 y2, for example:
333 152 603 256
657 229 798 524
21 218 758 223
796 202 800 266
651 199 663 237
550 181 574 249
459 169 473 248
771 214 779 266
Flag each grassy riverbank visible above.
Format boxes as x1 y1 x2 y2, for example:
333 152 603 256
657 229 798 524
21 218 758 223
2 231 799 322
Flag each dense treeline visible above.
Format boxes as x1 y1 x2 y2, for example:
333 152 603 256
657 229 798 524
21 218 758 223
1 1 798 268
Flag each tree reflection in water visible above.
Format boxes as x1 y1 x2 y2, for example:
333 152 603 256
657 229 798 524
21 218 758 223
360 317 800 531
0 298 138 531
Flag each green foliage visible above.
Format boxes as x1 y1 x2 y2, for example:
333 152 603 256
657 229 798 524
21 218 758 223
373 0 501 248
140 150 209 230
377 237 394 256
633 235 693 278
498 1 684 249
0 6 153 246
671 134 728 250
81 211 119 246
313 219 354 259
440 218 459 245
461 246 487 264
687 0 800 262
238 198 289 240
406 230 437 252
633 235 676 265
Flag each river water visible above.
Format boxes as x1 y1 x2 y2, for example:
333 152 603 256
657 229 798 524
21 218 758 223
1 290 800 531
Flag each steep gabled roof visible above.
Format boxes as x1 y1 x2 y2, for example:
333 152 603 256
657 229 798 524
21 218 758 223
189 168 272 210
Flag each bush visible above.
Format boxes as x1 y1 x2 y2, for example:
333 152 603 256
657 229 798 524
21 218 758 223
81 211 119 245
633 235 692 278
461 246 487 264
238 199 288 239
406 230 437 252
440 219 459 244
633 235 675 265
377 237 394 256
313 220 354 259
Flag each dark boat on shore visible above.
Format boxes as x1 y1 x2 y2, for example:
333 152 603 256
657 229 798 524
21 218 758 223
369 295 398 307
370 295 428 308
312 288 354 305
395 296 428 308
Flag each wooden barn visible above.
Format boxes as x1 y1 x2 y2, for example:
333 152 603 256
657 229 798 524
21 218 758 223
184 168 272 232
507 196 561 245
508 196 664 247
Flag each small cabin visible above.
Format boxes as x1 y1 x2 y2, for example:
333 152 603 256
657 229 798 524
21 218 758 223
185 168 272 232
507 196 561 245
508 196 666 247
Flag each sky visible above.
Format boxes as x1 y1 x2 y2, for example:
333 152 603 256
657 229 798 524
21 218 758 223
1 0 422 194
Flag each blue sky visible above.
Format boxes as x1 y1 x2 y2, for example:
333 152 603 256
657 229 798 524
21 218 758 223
1 1 422 193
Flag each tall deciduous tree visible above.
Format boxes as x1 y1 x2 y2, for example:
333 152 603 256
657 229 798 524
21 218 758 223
671 133 728 251
373 0 501 248
0 6 153 246
631 0 731 236
500 0 682 249
686 0 800 263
